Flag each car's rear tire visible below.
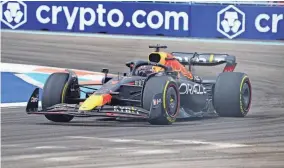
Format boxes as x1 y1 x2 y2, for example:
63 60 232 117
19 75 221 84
213 72 252 117
42 72 75 122
142 76 180 125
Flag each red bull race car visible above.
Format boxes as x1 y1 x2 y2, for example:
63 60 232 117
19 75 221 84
26 45 252 125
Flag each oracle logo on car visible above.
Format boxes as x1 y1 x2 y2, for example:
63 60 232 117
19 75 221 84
179 83 206 95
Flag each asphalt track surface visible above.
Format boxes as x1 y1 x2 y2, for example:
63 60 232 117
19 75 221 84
2 32 284 168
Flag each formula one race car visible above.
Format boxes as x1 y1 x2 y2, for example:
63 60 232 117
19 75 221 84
26 45 252 125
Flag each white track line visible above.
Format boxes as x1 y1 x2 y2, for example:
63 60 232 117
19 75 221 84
172 140 250 148
43 156 83 162
131 149 176 155
1 63 42 73
66 136 252 149
0 62 102 74
1 101 42 108
34 146 67 149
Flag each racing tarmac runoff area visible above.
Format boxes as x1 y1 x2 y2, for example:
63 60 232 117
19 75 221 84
1 31 284 168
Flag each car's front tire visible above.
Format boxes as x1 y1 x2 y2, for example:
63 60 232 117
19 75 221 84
42 72 77 122
142 76 180 125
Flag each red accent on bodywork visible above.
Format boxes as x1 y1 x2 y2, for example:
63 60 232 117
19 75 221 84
106 112 115 116
223 65 236 72
128 82 135 85
102 94 112 104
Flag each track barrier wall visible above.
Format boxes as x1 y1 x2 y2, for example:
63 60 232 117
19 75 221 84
1 1 284 40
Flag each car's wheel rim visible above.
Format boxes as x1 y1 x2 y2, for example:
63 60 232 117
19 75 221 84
241 81 251 112
166 85 178 117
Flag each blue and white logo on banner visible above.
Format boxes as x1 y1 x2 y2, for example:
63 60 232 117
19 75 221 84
0 1 27 29
217 5 245 39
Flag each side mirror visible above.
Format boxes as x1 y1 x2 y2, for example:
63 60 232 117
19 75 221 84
126 61 134 68
101 68 109 84
101 68 109 74
126 61 135 71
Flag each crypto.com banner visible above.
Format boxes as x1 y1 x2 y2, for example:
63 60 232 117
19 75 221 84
191 4 284 40
0 1 190 37
1 1 284 40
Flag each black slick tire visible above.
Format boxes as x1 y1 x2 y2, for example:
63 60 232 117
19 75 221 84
42 72 74 122
142 76 180 125
213 72 252 117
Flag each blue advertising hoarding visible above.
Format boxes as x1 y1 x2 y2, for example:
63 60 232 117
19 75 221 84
1 1 283 40
0 1 191 37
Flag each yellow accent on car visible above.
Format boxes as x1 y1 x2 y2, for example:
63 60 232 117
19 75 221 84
209 54 214 63
61 83 68 103
162 81 176 123
148 52 168 64
149 52 168 72
163 81 170 110
79 95 103 111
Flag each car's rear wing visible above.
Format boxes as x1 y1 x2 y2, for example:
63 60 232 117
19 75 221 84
171 52 237 72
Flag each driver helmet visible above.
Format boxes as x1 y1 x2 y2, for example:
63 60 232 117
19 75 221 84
137 65 155 77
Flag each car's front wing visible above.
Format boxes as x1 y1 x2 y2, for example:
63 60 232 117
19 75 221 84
27 103 149 119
